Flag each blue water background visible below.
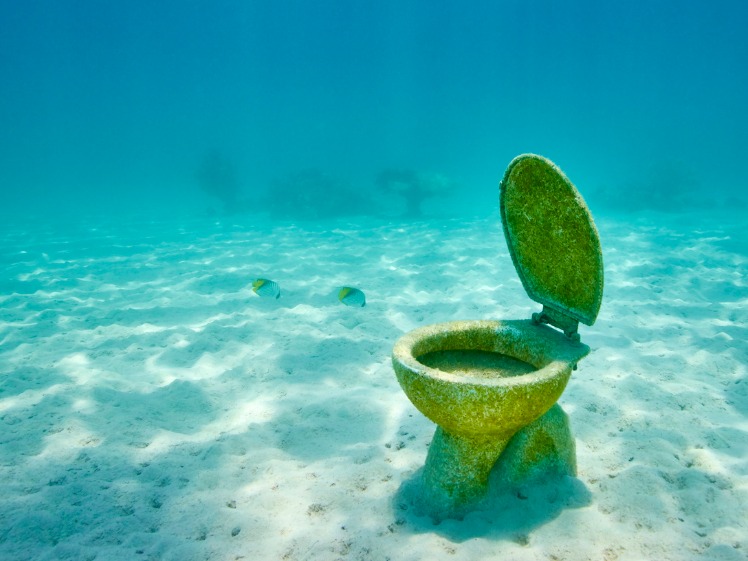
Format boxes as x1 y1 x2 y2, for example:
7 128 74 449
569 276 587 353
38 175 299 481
1 0 747 221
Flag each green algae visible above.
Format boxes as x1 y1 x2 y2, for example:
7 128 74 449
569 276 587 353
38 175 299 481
500 154 604 331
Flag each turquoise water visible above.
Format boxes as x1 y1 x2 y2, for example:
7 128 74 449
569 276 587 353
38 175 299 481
2 1 747 221
1 4 748 560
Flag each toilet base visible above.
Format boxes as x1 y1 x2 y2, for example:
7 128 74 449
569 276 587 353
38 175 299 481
419 403 576 519
492 403 576 487
422 426 511 512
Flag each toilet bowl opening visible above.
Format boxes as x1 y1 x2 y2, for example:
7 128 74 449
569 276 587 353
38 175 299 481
396 320 589 383
416 349 535 379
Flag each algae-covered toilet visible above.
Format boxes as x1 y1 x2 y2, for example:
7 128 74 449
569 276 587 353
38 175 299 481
392 154 603 517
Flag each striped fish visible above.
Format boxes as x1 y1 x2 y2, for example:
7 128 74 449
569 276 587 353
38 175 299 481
252 278 281 299
338 286 366 307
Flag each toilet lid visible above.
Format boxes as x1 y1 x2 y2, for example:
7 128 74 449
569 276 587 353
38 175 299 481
500 154 603 326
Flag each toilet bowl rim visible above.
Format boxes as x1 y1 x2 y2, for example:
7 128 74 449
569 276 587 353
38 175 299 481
392 319 576 388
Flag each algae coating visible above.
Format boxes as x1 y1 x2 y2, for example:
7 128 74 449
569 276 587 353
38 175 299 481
500 154 603 329
390 154 604 519
392 320 588 515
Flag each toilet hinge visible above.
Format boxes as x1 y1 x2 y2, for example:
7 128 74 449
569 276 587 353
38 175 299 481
532 306 581 342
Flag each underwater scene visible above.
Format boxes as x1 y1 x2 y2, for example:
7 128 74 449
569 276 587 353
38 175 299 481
1 1 747 560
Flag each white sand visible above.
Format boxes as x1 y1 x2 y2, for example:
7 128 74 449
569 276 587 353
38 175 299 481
1 211 746 561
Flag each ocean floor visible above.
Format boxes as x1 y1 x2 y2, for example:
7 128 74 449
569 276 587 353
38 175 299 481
1 210 746 561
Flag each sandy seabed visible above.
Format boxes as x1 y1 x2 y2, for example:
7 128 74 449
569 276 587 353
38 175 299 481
1 210 746 561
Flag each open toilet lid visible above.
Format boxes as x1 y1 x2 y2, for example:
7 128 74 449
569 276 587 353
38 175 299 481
500 154 603 326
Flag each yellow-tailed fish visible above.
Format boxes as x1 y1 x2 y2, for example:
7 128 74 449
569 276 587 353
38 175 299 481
338 286 366 307
252 278 280 299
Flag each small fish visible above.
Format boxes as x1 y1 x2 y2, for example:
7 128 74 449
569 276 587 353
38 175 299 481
252 278 280 299
338 286 366 307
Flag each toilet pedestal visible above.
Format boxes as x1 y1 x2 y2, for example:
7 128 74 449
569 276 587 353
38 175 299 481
493 403 576 487
420 403 576 517
422 427 511 509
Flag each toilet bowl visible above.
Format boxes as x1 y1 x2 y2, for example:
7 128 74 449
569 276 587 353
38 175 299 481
391 154 603 516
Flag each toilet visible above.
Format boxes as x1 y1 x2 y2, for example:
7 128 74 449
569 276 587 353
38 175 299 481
391 154 603 517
